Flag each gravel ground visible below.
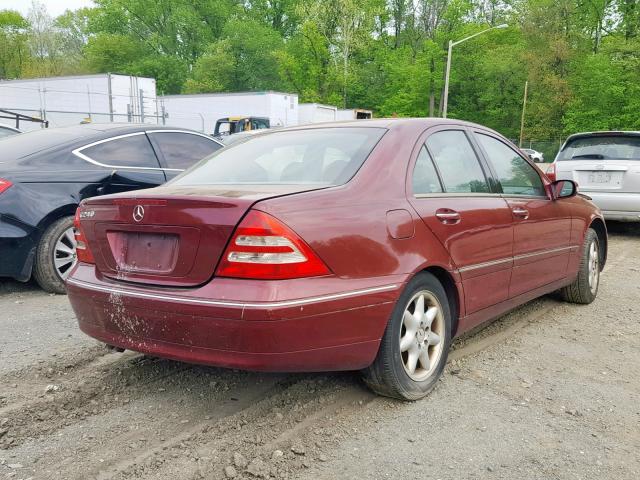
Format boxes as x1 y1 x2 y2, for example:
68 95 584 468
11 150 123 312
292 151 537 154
0 223 638 480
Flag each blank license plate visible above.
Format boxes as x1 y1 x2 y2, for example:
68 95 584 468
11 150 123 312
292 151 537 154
107 231 179 273
588 172 612 183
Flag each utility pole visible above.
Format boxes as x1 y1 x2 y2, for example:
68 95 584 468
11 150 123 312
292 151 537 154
519 80 528 148
442 40 453 118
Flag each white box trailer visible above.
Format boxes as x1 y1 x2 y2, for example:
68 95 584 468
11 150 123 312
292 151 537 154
160 91 298 134
298 103 338 124
336 108 373 121
0 74 157 131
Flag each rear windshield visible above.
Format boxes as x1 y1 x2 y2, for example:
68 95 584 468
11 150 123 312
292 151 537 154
557 135 640 161
171 127 386 186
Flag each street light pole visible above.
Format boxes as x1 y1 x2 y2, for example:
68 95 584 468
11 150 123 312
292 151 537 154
441 24 508 118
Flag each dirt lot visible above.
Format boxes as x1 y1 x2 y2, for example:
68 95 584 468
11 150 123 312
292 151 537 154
1 224 639 480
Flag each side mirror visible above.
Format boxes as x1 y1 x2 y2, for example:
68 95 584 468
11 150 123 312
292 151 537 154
551 179 577 200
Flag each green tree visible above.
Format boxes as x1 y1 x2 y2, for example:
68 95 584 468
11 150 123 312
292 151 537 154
184 19 284 93
0 10 30 79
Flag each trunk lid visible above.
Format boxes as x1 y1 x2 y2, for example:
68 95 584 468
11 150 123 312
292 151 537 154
80 185 321 287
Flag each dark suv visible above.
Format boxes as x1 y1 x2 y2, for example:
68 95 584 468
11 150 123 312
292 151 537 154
0 124 223 293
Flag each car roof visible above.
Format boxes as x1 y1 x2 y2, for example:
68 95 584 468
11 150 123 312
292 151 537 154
279 117 499 132
565 131 640 141
1 123 208 160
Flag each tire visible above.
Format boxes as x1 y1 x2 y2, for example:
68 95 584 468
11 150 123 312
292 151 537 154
363 272 452 400
33 216 77 294
558 228 600 304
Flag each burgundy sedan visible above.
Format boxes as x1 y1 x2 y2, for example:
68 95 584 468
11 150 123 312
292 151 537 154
67 119 606 400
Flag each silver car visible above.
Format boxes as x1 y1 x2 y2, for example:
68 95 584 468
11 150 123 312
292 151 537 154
551 131 640 221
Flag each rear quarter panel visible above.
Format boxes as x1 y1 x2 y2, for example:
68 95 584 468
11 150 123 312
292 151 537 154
257 123 456 278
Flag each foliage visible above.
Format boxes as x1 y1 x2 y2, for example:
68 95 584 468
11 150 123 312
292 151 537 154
1 0 639 139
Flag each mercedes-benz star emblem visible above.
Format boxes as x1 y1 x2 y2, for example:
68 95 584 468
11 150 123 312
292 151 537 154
133 205 145 222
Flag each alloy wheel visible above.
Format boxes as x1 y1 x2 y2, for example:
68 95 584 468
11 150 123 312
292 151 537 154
54 227 78 280
588 240 599 295
399 290 444 382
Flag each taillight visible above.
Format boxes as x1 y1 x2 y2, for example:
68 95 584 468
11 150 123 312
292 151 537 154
74 208 95 264
546 163 556 182
0 178 12 194
216 210 331 280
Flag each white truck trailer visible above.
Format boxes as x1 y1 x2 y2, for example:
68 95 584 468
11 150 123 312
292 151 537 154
336 108 373 121
160 91 298 134
0 74 158 131
298 103 338 124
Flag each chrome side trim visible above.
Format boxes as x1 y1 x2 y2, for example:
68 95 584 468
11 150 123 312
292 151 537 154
72 130 222 172
72 132 175 171
513 245 578 261
66 278 399 309
458 245 579 273
458 257 513 273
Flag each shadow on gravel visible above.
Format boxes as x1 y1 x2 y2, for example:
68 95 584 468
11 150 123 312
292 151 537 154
0 278 42 295
606 220 640 238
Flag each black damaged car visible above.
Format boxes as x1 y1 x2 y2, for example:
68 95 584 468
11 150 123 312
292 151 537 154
0 124 223 293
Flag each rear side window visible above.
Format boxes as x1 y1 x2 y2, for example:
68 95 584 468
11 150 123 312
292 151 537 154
412 146 443 194
151 132 222 170
0 127 17 138
477 134 545 196
79 133 159 168
425 130 490 193
172 127 385 186
557 135 640 161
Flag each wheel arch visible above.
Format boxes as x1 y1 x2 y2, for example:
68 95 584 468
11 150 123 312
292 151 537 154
419 265 461 337
589 217 607 269
36 203 78 232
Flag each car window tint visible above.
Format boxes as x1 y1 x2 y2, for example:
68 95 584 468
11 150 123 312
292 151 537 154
0 127 16 138
152 132 222 170
477 134 545 196
81 133 159 168
172 127 385 186
412 146 443 194
557 135 640 161
425 130 489 193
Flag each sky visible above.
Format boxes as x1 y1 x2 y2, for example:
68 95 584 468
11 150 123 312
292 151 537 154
1 0 94 18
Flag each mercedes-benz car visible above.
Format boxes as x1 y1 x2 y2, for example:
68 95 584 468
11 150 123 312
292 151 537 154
67 119 606 400
0 124 222 293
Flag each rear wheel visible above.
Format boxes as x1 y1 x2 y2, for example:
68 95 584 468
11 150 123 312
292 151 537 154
33 216 77 294
558 228 600 304
363 272 452 400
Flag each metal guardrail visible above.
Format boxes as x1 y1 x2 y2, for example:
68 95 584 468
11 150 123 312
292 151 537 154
0 109 49 129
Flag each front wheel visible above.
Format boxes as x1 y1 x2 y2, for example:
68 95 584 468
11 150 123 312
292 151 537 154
558 228 600 304
363 272 452 400
33 216 77 294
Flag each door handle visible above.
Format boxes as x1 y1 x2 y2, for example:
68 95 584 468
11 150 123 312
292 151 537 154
512 207 529 219
435 209 461 224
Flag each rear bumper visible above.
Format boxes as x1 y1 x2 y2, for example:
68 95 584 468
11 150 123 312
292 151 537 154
0 218 38 281
67 264 404 372
582 191 640 221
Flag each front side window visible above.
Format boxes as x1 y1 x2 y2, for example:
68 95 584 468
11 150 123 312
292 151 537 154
80 133 159 168
172 127 385 186
477 133 545 196
412 146 443 194
151 132 222 170
425 130 490 193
